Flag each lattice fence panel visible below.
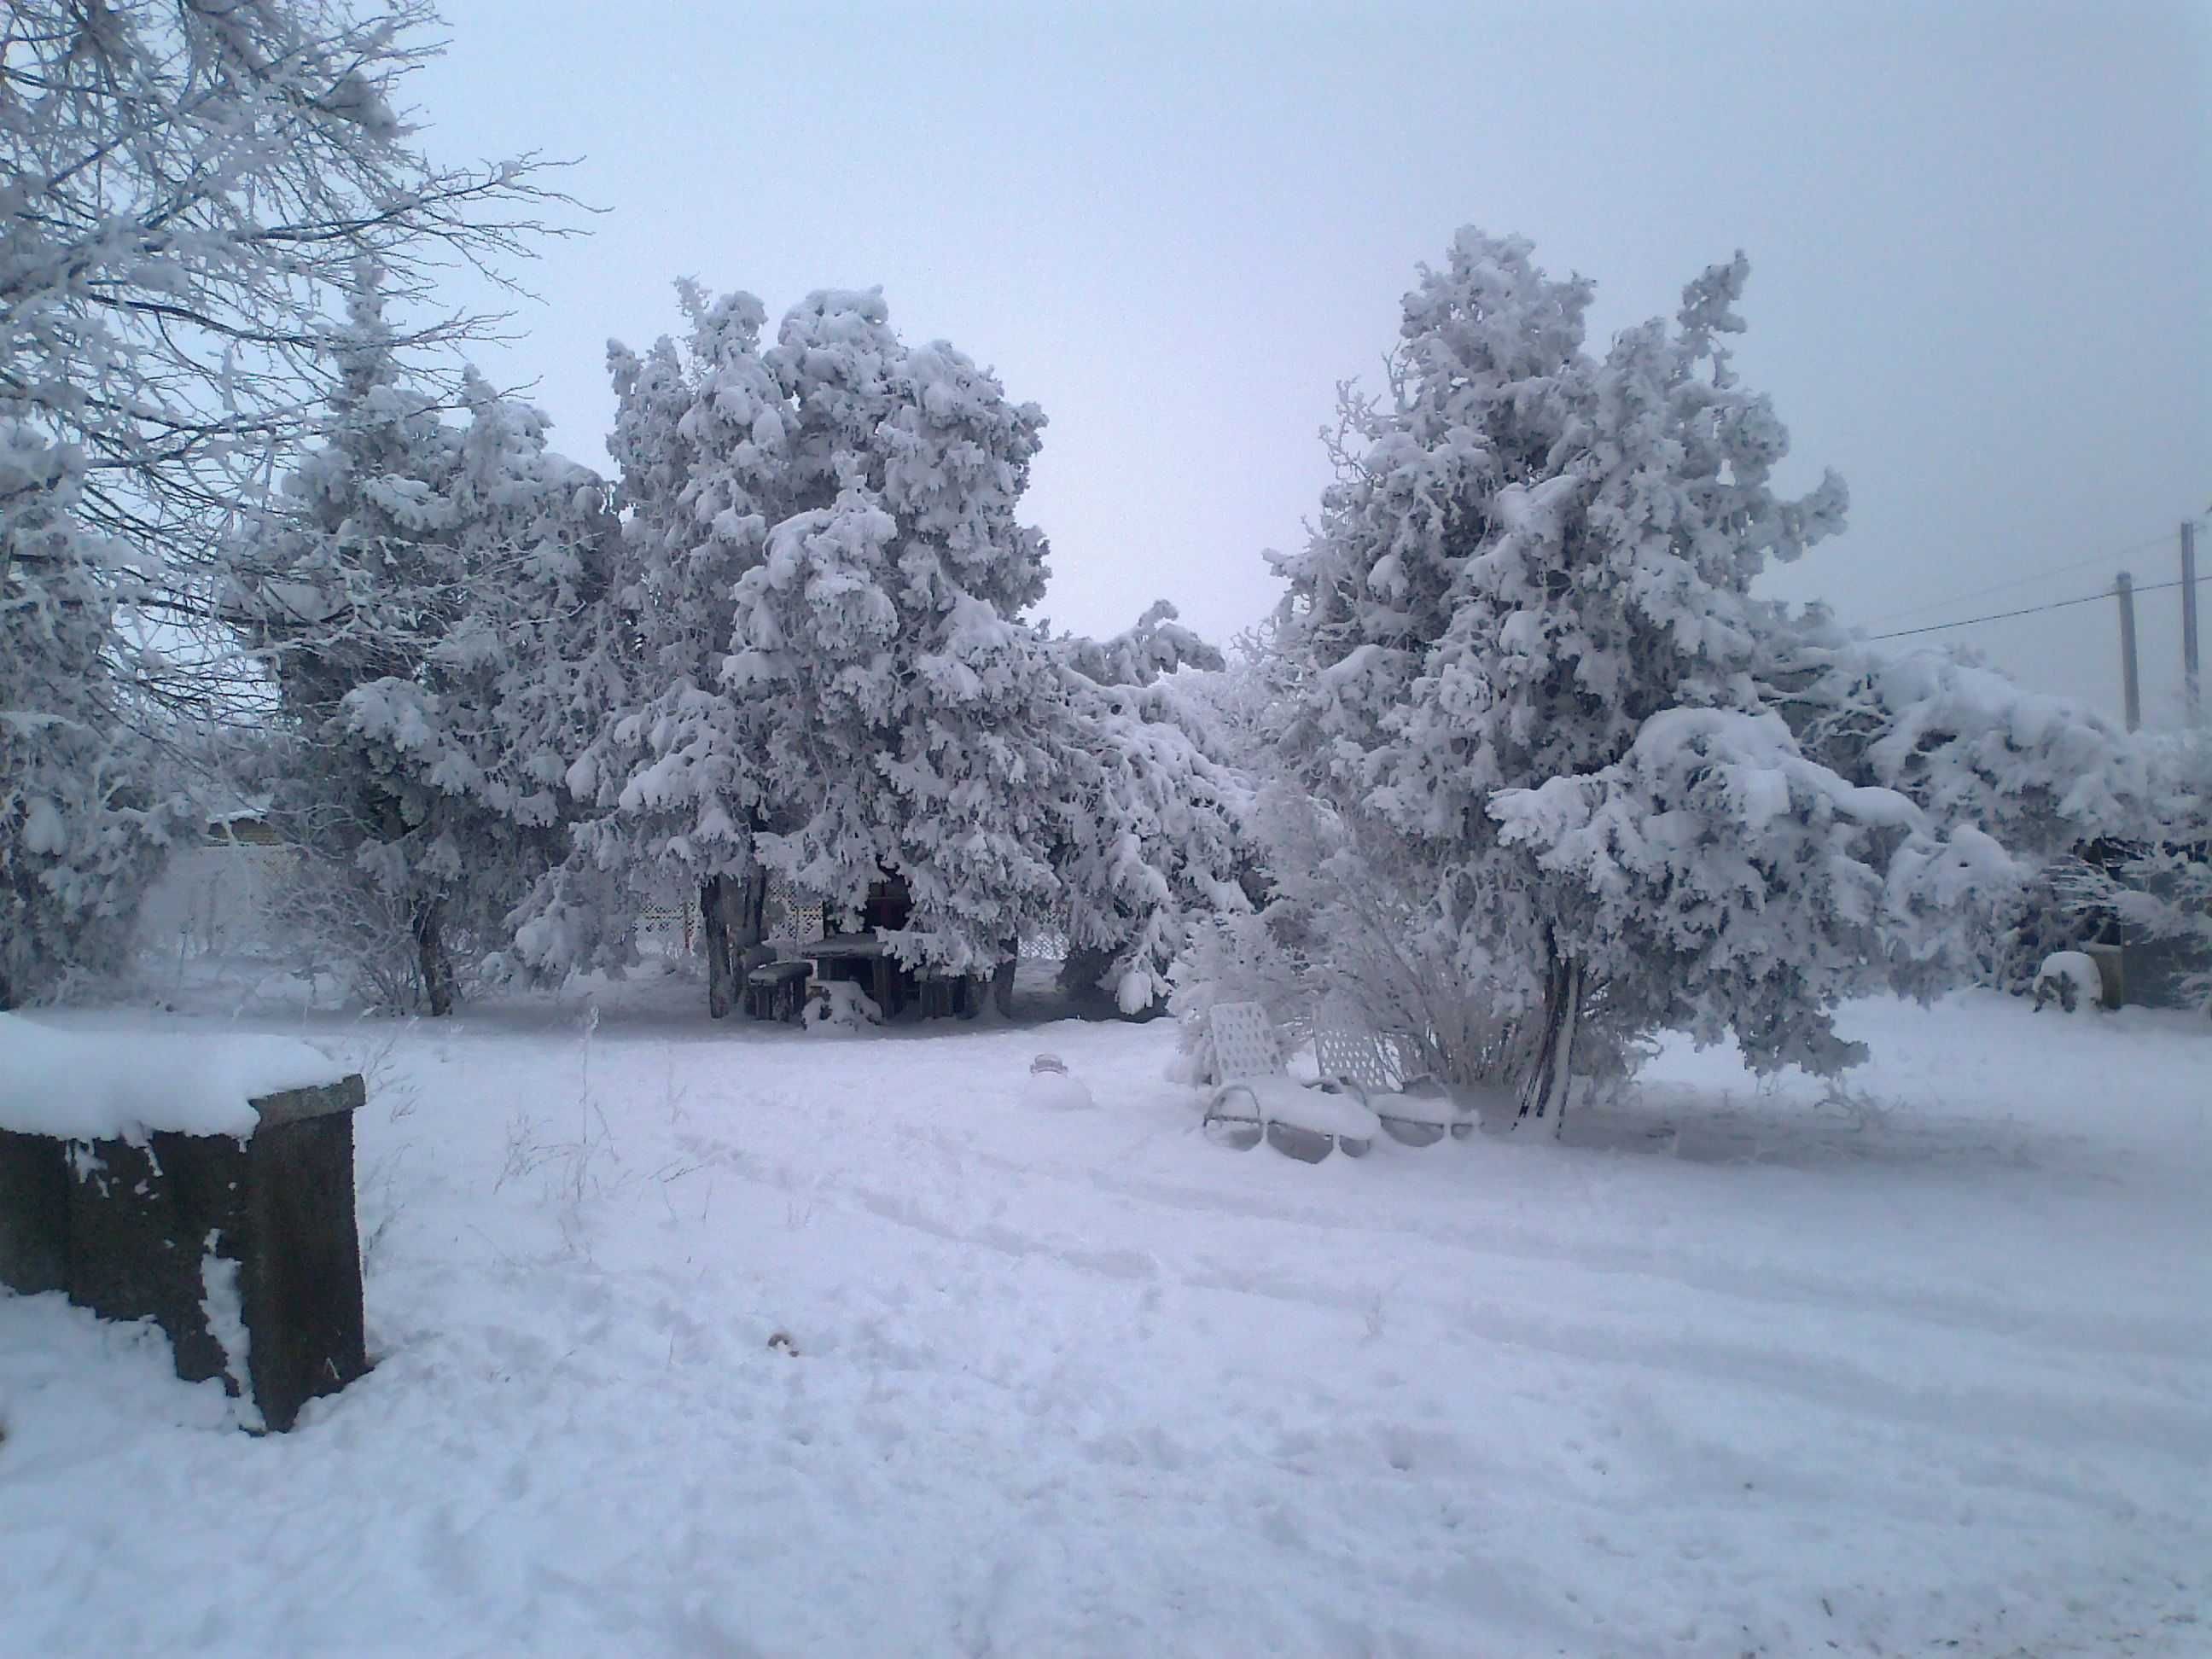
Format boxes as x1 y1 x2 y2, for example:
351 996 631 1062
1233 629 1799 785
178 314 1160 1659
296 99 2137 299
636 897 696 955
765 872 825 945
1018 922 1068 961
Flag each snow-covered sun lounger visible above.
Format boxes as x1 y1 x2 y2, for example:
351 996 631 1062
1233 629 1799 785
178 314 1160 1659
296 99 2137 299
1313 1018 1464 1146
1202 1002 1380 1161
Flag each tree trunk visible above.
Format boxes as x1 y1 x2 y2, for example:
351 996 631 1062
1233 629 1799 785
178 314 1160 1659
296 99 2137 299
734 861 768 952
1515 945 1583 1134
991 945 1018 1019
412 897 455 1019
701 874 735 1020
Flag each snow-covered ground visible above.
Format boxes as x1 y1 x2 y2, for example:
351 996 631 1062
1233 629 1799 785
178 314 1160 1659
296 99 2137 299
3 978 2206 1656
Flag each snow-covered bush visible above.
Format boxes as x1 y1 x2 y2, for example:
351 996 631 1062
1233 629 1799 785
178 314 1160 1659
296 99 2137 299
258 843 431 1015
1167 786 1551 1097
2056 725 2212 1015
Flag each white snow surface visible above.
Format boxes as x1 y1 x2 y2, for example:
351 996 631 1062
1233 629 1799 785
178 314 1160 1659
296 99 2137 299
2 983 2207 1656
0 1011 346 1140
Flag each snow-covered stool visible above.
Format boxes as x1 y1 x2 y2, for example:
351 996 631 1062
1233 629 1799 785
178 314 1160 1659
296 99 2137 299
802 979 883 1032
744 959 810 1022
0 1016 368 1432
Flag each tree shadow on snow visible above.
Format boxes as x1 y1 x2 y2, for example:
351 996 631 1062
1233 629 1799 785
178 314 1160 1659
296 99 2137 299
1552 1084 2094 1182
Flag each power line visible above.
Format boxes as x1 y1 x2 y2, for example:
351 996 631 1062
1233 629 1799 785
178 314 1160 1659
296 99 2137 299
1866 573 2201 641
1857 523 2194 627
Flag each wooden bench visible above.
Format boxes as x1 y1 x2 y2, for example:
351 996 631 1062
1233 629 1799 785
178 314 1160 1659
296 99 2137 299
915 972 976 1021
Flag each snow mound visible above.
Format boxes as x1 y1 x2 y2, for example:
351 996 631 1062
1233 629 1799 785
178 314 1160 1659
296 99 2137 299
1022 1056 1095 1110
0 1013 346 1142
2033 951 2105 1012
802 981 883 1033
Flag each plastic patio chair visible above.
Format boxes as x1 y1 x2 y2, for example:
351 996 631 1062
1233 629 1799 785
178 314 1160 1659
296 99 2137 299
1201 1001 1380 1161
1313 1016 1461 1147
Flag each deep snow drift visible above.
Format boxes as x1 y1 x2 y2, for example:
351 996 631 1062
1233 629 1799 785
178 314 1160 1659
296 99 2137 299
2 980 2205 1656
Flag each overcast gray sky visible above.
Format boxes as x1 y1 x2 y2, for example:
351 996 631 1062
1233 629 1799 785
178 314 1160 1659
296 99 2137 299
414 0 2209 725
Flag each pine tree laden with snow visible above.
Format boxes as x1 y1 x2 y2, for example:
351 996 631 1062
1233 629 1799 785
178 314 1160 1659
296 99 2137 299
530 288 790 1018
237 280 611 1014
1046 602 1251 1016
1274 230 2011 1131
731 294 1067 981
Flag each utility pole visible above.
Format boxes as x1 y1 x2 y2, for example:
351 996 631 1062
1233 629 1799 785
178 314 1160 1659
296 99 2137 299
2183 520 2201 717
2116 570 2142 731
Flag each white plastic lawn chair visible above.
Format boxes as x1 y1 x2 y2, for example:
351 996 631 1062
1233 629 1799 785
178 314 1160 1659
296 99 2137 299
1201 1001 1380 1162
1313 1016 1464 1147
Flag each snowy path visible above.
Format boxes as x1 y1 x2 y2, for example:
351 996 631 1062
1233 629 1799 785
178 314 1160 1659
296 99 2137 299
3 985 2207 1655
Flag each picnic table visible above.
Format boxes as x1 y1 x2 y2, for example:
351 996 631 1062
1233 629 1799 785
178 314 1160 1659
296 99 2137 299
806 933 903 1016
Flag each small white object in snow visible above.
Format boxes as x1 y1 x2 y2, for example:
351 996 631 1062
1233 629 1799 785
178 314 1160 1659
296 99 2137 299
2032 951 2105 1013
1022 1064 1095 1111
0 1013 346 1142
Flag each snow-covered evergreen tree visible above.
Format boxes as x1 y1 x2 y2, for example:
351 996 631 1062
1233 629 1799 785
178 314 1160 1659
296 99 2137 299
1048 602 1250 1014
1 423 188 1007
236 276 471 1010
527 288 789 1016
239 278 608 1014
529 282 1254 1020
733 295 1066 978
341 368 620 998
1274 230 2012 1130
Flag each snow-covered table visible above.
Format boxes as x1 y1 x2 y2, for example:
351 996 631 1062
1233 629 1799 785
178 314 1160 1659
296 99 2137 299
0 1015 370 1432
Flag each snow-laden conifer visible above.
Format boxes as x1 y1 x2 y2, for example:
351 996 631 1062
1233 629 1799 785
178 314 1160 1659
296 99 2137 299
527 290 789 1016
733 295 1065 977
240 278 609 1012
1275 230 2017 1128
